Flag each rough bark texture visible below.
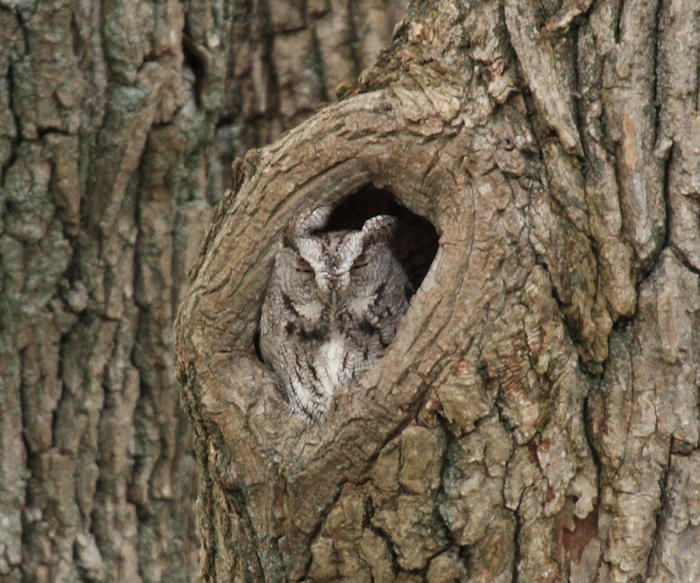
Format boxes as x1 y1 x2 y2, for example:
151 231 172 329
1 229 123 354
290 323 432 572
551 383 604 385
176 1 699 582
0 0 400 581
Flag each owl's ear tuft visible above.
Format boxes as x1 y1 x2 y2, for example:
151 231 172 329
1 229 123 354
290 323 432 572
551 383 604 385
361 215 398 245
297 205 332 235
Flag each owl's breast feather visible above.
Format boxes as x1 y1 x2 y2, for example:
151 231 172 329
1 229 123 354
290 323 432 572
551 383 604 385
319 334 346 394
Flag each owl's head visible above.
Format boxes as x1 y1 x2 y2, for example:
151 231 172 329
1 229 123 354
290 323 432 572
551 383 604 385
276 214 399 306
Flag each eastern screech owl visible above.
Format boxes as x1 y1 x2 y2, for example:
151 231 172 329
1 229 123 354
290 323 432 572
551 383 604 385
259 207 411 419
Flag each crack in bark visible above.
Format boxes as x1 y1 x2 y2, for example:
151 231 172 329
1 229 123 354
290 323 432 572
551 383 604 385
614 0 624 45
642 444 673 580
365 500 401 575
1 60 20 186
511 502 522 583
434 417 472 577
300 479 347 581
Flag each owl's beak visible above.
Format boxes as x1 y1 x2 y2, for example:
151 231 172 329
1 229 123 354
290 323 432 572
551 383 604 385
315 285 338 306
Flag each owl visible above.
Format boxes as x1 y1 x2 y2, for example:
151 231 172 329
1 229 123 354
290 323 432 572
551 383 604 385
259 207 411 420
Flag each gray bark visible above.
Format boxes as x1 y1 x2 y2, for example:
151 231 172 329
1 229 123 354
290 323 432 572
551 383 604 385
0 0 400 581
176 1 699 582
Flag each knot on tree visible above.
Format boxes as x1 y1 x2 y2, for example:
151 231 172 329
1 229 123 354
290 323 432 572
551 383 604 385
175 86 602 580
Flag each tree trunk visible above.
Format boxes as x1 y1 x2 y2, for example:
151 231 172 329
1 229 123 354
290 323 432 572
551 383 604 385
0 0 400 581
176 1 699 582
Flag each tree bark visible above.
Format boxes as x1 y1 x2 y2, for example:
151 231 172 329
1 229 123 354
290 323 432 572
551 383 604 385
0 0 401 581
176 1 699 582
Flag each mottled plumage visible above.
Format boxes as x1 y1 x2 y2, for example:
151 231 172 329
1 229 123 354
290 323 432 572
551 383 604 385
259 208 411 419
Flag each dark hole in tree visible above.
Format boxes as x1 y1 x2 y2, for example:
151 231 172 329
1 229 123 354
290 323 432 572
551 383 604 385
322 184 439 292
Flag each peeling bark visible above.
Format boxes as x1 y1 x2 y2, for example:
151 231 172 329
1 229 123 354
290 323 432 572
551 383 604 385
176 1 699 582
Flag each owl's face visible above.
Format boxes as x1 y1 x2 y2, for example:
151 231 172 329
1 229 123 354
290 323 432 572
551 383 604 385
275 215 398 312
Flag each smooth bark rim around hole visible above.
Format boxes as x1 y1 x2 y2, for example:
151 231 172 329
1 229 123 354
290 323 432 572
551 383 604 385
178 89 476 462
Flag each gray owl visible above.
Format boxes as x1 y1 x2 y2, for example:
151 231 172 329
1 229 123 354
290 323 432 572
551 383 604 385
259 207 411 420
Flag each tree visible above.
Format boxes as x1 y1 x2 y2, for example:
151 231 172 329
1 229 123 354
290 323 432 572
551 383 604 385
176 1 699 582
0 0 402 581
